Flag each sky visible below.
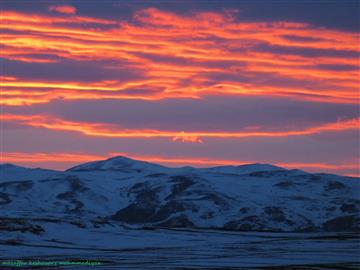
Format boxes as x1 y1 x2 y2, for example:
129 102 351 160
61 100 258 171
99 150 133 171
0 0 359 176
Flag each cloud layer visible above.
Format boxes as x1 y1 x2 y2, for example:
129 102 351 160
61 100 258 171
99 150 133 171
1 8 358 106
0 2 359 176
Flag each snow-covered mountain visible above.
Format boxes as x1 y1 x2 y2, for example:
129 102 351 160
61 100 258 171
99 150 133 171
1 156 359 235
67 156 167 172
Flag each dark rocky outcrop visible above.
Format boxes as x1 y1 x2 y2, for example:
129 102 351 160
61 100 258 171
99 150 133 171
322 215 360 232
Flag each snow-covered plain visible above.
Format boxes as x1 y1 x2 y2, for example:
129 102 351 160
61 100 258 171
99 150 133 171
0 156 359 269
1 226 359 269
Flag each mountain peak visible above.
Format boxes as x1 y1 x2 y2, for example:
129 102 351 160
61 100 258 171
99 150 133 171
0 163 48 171
0 163 59 182
237 163 284 171
202 163 285 174
67 155 167 172
105 155 138 164
0 163 24 170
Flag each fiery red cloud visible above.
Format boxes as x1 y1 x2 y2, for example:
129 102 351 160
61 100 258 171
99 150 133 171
48 5 77 15
0 8 359 105
1 114 358 142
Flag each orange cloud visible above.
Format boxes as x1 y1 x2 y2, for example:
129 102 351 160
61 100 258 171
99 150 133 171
1 152 102 163
1 151 358 177
172 132 203 143
1 114 358 141
0 9 358 105
0 76 357 106
48 5 77 15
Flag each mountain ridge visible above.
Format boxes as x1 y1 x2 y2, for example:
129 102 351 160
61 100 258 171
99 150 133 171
1 155 359 234
0 155 347 177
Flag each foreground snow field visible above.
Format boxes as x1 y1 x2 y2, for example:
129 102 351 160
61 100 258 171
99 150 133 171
1 226 359 269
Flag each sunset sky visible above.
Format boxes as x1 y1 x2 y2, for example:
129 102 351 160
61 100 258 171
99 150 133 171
0 0 359 176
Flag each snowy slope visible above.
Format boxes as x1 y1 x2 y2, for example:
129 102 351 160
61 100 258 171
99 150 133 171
0 156 359 234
